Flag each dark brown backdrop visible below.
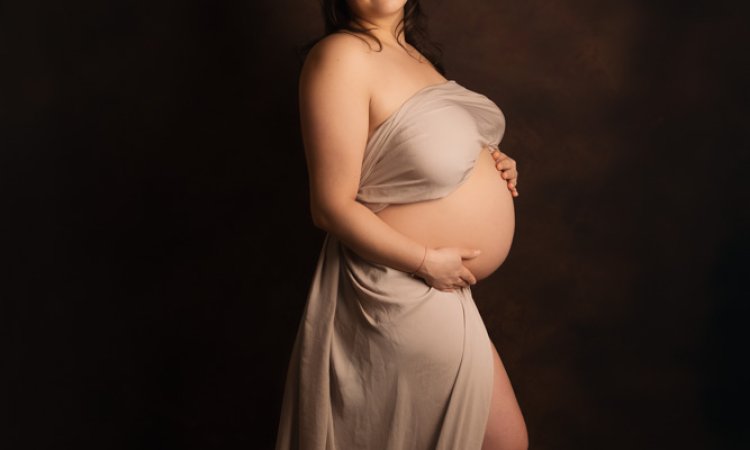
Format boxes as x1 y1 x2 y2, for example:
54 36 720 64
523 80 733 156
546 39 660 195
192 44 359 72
3 0 748 449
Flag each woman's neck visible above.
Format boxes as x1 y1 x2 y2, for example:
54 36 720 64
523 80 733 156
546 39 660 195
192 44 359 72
349 11 406 48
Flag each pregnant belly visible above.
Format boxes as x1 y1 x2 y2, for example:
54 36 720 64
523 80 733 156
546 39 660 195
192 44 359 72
375 146 516 281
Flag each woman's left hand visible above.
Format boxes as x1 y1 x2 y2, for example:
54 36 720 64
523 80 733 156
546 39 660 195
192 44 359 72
489 147 519 197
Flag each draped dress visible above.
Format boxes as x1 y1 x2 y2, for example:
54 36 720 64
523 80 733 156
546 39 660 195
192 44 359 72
275 80 507 450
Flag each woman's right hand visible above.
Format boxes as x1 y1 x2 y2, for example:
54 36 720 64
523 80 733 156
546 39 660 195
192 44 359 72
414 247 481 291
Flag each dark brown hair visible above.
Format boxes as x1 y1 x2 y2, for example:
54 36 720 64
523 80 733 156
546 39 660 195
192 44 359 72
296 0 446 76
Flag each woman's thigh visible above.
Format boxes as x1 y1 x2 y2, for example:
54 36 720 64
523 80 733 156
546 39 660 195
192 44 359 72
481 341 529 450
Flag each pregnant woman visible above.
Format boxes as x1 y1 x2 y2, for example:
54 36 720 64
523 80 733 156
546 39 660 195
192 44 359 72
276 1 527 449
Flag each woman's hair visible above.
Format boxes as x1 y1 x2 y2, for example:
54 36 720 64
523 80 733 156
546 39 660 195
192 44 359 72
296 0 446 76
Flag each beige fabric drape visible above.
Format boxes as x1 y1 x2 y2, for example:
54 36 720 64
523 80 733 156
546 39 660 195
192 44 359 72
276 81 505 450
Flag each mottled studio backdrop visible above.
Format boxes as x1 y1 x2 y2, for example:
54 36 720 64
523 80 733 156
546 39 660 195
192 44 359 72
3 0 748 449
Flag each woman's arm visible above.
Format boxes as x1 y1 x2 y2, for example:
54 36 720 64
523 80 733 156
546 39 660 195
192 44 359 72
299 35 479 290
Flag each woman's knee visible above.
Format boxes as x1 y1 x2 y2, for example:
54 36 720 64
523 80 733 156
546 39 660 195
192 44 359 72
482 419 528 450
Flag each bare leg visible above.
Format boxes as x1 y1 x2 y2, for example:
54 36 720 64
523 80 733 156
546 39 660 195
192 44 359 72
481 340 529 450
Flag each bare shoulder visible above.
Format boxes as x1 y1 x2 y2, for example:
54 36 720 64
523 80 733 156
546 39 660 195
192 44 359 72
306 31 376 67
300 32 375 96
